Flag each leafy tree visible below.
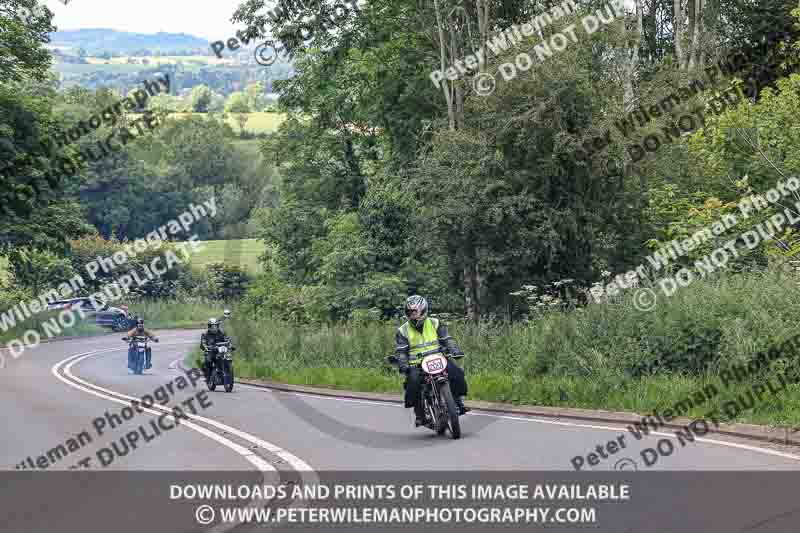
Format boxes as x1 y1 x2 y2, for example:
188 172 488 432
198 263 251 300
245 81 265 111
190 84 212 112
224 91 251 135
0 0 55 83
0 200 94 253
0 3 64 225
8 247 77 295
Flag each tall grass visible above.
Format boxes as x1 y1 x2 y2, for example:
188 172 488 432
227 270 800 426
128 297 223 328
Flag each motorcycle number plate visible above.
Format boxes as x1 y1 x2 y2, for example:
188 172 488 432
422 355 446 374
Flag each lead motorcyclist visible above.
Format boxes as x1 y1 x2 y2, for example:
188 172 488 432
395 295 470 427
201 318 233 380
125 317 159 370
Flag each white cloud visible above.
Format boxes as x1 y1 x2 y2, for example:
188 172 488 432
43 0 248 41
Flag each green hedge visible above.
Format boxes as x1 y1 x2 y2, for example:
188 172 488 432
226 269 800 426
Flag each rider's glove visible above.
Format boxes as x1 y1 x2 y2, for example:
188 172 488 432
398 364 410 375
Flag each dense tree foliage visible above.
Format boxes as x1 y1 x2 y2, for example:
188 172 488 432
234 0 800 321
3 0 800 323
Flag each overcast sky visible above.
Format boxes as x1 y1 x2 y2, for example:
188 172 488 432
44 0 248 41
44 0 637 42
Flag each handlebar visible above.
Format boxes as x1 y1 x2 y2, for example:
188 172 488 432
386 352 464 365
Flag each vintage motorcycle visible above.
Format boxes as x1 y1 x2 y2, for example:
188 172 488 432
387 351 462 439
123 335 158 375
205 340 235 392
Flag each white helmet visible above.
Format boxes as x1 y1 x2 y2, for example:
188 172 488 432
404 295 428 329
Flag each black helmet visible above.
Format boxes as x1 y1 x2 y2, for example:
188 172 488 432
404 295 428 330
208 318 219 334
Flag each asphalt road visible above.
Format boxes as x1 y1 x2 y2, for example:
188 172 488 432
4 329 800 473
3 330 800 533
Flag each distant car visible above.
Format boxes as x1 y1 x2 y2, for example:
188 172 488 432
46 297 106 313
45 297 132 331
95 303 133 332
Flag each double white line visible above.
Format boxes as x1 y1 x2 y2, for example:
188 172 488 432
51 342 317 532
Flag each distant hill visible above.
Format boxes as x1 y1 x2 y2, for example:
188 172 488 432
49 28 209 54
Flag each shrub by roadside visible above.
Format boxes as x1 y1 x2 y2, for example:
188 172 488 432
224 269 800 427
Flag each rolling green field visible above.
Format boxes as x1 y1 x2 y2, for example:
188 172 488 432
166 112 286 134
0 240 263 281
55 62 145 74
191 239 265 274
83 55 236 66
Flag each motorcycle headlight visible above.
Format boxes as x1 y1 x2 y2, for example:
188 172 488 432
218 346 228 354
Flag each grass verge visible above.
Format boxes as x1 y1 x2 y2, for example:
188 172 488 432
224 269 800 427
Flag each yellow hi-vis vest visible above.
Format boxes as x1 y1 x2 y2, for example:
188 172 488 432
401 317 442 364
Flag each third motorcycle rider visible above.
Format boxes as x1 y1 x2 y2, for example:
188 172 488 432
395 295 470 427
200 318 233 381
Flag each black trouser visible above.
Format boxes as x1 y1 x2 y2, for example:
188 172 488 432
202 352 217 378
404 359 467 417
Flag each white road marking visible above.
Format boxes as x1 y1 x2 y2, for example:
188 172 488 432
52 342 318 533
239 379 800 464
52 333 800 467
52 344 279 472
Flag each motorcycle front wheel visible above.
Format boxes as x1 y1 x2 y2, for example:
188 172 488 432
438 381 461 439
134 350 145 375
207 365 217 391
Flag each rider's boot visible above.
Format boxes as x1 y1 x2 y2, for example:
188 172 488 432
414 404 426 427
456 397 471 415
